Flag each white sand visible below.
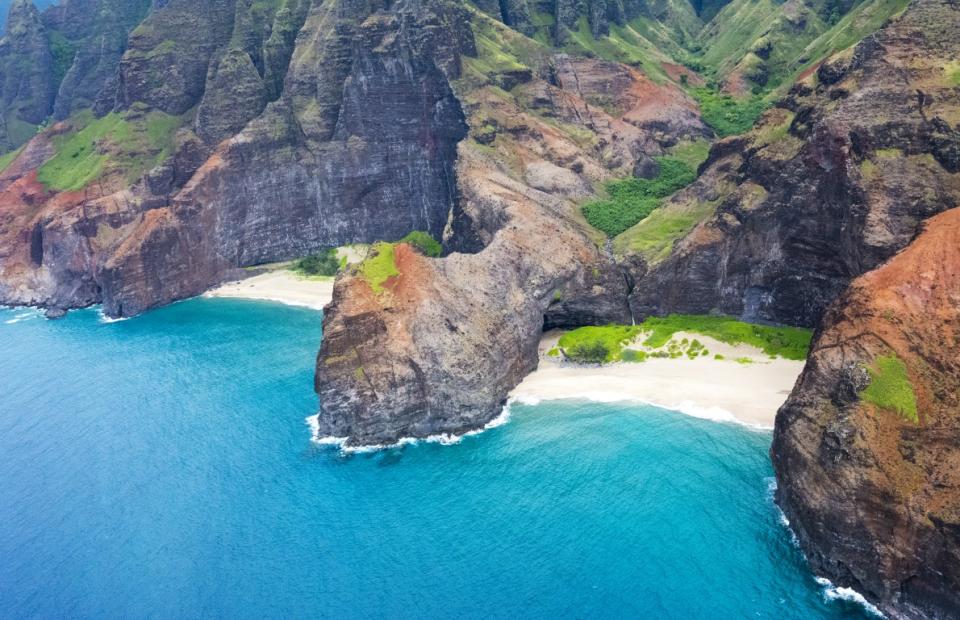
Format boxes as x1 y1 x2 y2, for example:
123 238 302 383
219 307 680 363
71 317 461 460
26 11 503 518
514 333 805 428
203 271 333 310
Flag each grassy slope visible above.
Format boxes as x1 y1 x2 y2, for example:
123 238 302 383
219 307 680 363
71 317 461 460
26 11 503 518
582 157 699 237
696 0 910 94
37 108 183 192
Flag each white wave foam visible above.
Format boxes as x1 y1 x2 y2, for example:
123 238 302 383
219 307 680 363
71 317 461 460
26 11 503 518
765 478 799 546
306 403 513 454
3 309 43 324
815 577 884 617
510 390 774 432
98 309 129 323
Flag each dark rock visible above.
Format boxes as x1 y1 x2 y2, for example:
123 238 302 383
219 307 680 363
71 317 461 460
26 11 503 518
632 153 660 179
773 207 960 619
44 306 66 319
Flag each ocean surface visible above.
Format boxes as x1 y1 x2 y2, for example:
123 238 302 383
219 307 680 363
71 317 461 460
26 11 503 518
0 299 875 619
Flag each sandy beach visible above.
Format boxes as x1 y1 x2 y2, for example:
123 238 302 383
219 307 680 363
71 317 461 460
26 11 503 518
204 270 334 310
512 332 805 428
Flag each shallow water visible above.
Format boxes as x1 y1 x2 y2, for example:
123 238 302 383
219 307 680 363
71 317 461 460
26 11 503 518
0 299 873 618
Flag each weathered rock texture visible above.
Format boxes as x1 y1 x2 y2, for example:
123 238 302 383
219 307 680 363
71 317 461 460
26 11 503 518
0 0 477 316
313 11 707 445
772 207 960 619
630 0 960 327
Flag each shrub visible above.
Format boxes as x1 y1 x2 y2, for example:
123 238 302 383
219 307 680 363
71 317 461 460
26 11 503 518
400 231 442 257
621 349 648 362
567 340 611 363
691 88 768 137
558 325 642 363
293 249 340 277
582 157 697 237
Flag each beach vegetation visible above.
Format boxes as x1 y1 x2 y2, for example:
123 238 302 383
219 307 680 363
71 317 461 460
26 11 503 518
359 242 400 294
621 349 648 362
582 157 698 237
640 314 812 360
400 231 442 257
293 249 340 277
558 325 642 363
859 354 918 423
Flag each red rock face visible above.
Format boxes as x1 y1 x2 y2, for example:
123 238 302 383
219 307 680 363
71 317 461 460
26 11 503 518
773 207 960 619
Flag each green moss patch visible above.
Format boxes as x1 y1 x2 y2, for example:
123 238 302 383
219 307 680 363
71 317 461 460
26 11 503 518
359 242 400 294
860 354 918 423
640 314 813 360
582 157 697 237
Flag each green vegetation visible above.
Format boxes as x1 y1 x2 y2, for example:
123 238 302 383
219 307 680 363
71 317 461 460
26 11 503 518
47 31 76 85
557 325 642 363
692 88 767 137
860 354 918 423
582 157 697 237
667 140 711 170
292 249 340 277
554 315 810 365
400 231 442 257
37 109 182 192
358 242 400 294
621 349 648 362
640 314 813 360
613 198 719 265
0 146 23 174
946 61 960 86
563 17 670 82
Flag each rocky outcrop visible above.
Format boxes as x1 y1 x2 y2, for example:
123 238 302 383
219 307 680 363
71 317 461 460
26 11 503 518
630 0 960 327
0 0 480 316
313 12 707 446
43 0 153 118
772 207 960 619
0 0 56 151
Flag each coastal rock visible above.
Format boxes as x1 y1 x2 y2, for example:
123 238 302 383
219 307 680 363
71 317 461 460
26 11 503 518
772 207 960 619
629 0 960 327
313 17 706 446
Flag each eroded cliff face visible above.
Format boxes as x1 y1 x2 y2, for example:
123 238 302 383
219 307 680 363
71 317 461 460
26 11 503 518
772 207 960 619
0 0 474 316
313 11 707 445
628 0 960 326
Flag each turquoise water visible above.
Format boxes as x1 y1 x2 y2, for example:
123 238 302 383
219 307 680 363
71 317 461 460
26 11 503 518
0 299 871 619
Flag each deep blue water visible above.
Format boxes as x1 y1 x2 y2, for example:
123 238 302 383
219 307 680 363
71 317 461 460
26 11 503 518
0 299 872 619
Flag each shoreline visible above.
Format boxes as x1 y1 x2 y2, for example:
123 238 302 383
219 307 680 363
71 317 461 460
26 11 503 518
511 332 806 429
203 270 334 310
510 358 803 429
